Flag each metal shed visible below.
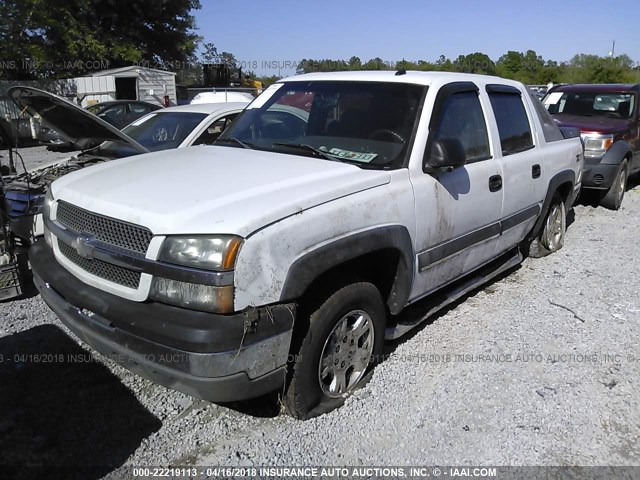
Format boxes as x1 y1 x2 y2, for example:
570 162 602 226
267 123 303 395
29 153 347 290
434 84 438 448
75 66 177 107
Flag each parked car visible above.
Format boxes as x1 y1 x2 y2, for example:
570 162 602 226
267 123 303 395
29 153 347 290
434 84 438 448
37 100 161 150
530 90 545 101
191 91 255 105
85 100 163 129
29 71 582 418
92 102 250 157
0 86 249 301
37 125 69 149
543 84 640 209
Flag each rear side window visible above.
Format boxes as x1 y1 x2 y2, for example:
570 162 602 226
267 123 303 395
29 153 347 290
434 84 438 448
431 91 491 163
489 93 534 156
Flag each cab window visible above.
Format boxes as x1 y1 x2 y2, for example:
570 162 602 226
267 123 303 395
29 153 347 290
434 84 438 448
431 91 491 163
489 93 534 156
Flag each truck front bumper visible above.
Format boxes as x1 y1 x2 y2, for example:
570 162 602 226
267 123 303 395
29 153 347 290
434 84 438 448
30 239 295 402
581 160 619 190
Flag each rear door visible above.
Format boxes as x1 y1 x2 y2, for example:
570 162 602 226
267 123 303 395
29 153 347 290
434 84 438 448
410 82 504 298
485 85 547 253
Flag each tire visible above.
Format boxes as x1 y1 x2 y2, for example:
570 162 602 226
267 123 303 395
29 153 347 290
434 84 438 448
526 193 566 258
600 160 629 210
282 282 386 419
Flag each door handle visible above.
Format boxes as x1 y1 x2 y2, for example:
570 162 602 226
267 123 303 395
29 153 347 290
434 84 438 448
489 175 502 192
532 164 541 179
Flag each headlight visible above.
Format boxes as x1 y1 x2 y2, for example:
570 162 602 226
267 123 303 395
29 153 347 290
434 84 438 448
581 133 613 156
153 235 243 313
150 278 234 314
159 235 243 271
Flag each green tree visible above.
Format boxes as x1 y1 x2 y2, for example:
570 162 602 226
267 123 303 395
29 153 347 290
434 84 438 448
415 60 436 71
0 0 202 80
498 50 544 84
220 52 237 68
521 50 543 81
435 55 454 71
536 60 563 84
296 58 348 74
615 54 635 69
560 54 630 83
291 50 639 84
454 52 495 74
396 58 416 71
348 56 362 70
256 75 281 87
496 50 524 79
362 57 389 70
201 42 220 63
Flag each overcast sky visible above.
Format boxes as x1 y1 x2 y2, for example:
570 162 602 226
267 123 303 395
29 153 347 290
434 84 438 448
196 0 639 76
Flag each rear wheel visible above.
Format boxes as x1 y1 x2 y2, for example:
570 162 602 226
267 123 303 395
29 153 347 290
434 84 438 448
526 193 566 258
282 282 385 419
600 160 629 210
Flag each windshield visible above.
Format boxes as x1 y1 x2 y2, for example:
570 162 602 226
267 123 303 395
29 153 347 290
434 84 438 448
217 81 426 169
544 91 636 119
94 111 207 158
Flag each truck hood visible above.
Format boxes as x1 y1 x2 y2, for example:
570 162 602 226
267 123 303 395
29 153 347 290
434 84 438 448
50 146 391 237
551 114 632 134
8 86 148 153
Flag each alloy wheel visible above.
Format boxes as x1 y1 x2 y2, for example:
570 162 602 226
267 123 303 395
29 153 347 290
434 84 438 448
318 310 374 398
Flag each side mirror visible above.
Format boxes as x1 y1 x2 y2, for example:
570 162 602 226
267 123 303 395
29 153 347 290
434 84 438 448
559 126 580 140
424 138 466 173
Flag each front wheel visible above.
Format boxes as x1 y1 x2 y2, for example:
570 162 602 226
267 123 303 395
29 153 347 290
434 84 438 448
282 282 386 419
600 160 629 210
525 193 566 258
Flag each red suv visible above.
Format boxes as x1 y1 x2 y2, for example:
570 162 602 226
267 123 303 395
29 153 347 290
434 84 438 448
544 84 640 209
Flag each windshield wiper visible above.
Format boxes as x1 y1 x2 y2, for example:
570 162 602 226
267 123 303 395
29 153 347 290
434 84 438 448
272 142 339 161
215 137 254 149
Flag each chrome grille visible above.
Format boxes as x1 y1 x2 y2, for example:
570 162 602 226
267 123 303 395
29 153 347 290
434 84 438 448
56 201 153 255
58 240 141 289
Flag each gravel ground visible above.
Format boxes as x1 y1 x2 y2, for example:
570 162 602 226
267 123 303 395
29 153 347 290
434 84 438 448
1 146 639 475
5 145 79 172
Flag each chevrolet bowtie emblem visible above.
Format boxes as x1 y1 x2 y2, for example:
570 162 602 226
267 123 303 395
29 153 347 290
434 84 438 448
71 234 96 259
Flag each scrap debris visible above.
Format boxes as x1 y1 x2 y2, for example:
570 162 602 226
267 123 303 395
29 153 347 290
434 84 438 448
548 300 586 323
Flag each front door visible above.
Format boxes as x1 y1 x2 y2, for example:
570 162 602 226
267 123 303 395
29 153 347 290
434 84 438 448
410 83 504 300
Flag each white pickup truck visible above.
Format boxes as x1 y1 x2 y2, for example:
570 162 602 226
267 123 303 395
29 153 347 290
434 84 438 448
30 71 583 419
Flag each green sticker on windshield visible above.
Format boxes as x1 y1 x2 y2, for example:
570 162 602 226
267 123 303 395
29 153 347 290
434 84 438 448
327 148 377 163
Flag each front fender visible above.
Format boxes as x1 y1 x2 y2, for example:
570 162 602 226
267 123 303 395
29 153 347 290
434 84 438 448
601 140 632 165
280 225 415 315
